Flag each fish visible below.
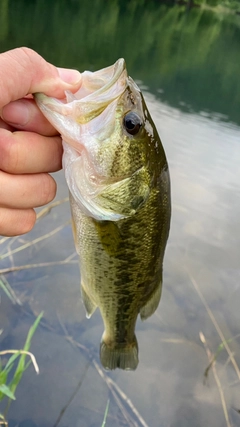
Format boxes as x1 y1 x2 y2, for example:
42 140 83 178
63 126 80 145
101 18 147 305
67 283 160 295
35 59 171 370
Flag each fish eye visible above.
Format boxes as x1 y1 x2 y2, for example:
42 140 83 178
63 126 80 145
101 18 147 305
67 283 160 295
123 112 142 136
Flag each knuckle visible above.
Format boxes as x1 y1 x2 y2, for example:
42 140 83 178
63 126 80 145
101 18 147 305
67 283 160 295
8 47 40 75
0 134 20 172
21 209 36 234
0 208 36 236
51 137 63 171
40 174 56 204
0 210 8 235
20 47 39 64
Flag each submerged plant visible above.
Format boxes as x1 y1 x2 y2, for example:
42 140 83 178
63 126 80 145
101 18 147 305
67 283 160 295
101 399 110 427
0 313 42 425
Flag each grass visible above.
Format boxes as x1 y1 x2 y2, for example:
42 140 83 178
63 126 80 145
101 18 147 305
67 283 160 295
101 399 110 427
187 268 240 427
0 313 42 425
0 276 21 305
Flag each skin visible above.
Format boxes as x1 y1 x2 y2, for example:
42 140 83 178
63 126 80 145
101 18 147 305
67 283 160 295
0 47 82 237
36 61 171 369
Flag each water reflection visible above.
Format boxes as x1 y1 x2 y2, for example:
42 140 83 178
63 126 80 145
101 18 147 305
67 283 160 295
0 0 240 124
1 1 240 426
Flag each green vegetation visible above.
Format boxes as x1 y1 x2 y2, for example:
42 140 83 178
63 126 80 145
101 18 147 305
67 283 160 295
0 313 42 425
194 0 240 10
0 0 239 125
169 0 240 11
101 399 110 427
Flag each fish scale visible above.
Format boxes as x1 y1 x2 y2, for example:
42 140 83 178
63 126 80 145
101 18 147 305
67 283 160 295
35 58 171 370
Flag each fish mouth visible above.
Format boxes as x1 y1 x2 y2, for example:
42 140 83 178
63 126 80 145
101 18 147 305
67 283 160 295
35 58 127 122
34 59 128 148
34 59 143 222
73 58 127 102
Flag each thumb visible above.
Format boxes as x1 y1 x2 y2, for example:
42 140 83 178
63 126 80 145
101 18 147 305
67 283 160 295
0 47 82 109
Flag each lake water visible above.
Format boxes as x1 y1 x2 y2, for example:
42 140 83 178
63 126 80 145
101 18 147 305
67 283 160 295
1 1 240 426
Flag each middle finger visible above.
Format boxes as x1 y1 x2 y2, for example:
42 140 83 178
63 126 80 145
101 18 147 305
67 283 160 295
0 128 63 174
0 170 56 208
1 98 58 136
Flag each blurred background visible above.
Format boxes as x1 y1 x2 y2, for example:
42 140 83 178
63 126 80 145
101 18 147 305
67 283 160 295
1 1 240 426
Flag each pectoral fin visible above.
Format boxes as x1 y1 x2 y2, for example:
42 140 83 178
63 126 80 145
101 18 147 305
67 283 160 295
95 166 150 217
66 148 150 221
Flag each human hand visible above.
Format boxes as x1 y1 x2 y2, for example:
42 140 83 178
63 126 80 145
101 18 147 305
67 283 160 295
0 47 82 237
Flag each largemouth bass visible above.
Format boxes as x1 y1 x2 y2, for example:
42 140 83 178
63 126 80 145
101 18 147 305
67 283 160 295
35 59 171 370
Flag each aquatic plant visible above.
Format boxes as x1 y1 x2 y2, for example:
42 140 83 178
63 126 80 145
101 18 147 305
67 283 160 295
0 313 42 426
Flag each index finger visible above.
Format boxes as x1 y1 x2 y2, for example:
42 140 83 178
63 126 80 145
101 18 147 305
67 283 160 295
0 47 82 109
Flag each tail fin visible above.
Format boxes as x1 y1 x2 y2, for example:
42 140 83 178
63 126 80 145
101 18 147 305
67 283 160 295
100 335 139 370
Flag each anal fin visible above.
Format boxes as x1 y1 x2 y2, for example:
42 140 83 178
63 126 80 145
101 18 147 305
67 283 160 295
140 284 162 320
81 285 97 318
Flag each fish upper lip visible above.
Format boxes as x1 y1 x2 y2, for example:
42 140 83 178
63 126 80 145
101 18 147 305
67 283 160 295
35 58 128 123
75 58 127 102
34 59 132 156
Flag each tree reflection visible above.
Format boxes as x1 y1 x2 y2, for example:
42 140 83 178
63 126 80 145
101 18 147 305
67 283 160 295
1 0 240 125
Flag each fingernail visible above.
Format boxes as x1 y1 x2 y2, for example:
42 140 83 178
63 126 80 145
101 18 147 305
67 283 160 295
2 101 29 125
58 67 82 85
